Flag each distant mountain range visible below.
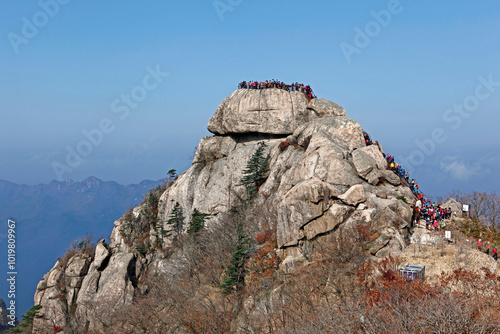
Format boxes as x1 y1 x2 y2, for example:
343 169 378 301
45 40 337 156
0 177 163 318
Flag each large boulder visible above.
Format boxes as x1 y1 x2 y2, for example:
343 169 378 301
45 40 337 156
352 145 387 179
442 198 463 217
307 98 346 118
65 254 92 278
277 179 336 248
193 135 238 164
207 89 351 135
208 89 308 135
293 116 365 153
94 240 111 270
302 204 354 240
338 184 367 206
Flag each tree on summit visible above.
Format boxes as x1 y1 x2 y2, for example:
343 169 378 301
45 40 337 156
166 169 177 182
241 141 270 201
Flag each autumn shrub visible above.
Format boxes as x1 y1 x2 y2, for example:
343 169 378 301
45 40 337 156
278 141 289 152
255 231 271 245
246 238 280 291
58 235 96 270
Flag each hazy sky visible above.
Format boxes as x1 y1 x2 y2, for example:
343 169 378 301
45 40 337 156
1 0 499 196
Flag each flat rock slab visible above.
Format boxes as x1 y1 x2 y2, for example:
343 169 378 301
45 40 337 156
208 89 348 135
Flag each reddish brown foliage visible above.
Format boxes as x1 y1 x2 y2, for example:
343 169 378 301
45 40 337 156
181 310 233 334
255 231 272 245
278 141 289 152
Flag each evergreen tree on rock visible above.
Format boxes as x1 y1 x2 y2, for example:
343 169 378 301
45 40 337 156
167 201 185 240
187 209 208 237
241 141 270 201
220 224 251 295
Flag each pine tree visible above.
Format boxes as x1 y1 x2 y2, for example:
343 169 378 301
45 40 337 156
220 224 251 295
166 169 177 183
241 141 269 201
167 202 184 240
8 304 41 332
187 209 208 237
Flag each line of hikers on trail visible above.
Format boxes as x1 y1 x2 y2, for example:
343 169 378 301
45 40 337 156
385 152 422 196
363 131 454 233
384 151 453 231
478 239 498 261
363 132 420 195
238 80 317 100
364 131 500 262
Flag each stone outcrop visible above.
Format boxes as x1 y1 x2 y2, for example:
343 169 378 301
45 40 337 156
442 198 463 217
207 89 347 135
307 98 346 118
32 89 416 332
32 240 134 333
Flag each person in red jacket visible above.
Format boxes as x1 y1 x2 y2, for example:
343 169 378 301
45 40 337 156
493 246 498 261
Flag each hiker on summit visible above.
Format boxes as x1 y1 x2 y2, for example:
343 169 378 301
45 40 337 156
363 132 373 146
493 247 498 261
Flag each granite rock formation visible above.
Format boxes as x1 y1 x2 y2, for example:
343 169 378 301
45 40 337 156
32 88 416 332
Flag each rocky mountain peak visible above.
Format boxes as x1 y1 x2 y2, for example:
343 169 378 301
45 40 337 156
32 88 417 332
82 176 102 189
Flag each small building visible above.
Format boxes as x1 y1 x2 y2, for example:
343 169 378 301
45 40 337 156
399 264 425 281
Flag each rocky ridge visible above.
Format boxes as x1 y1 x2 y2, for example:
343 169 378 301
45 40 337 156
32 88 415 332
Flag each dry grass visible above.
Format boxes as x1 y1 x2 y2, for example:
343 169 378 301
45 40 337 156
400 225 498 283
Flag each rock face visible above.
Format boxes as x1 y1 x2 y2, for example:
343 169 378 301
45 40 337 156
32 240 133 333
207 89 345 135
32 89 415 332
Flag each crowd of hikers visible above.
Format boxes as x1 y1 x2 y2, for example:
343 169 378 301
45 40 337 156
362 132 500 262
238 80 316 100
412 199 452 231
384 151 453 231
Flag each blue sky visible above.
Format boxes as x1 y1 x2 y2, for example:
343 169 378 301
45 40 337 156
1 0 499 196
